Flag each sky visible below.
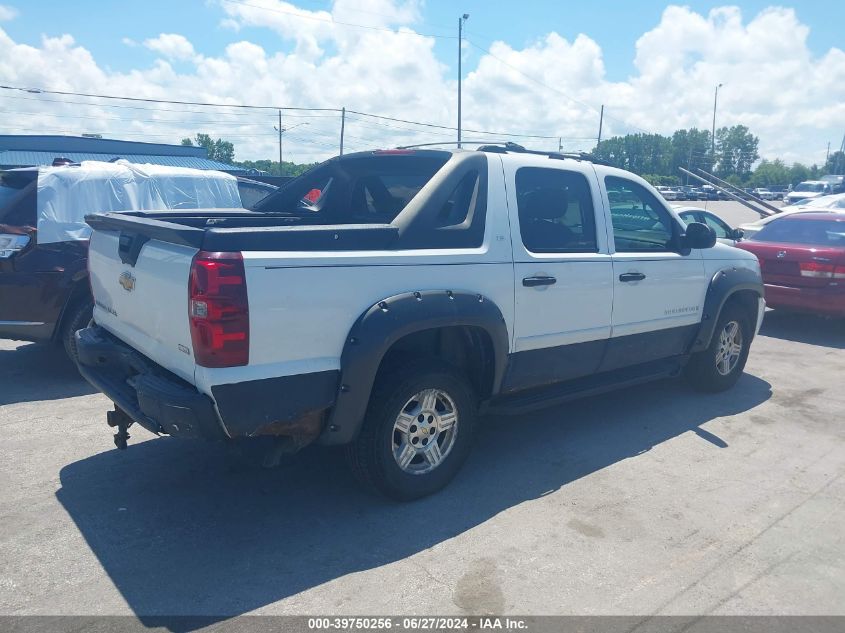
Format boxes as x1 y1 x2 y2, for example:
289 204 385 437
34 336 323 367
0 0 843 166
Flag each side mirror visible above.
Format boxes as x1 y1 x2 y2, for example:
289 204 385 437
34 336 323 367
681 221 716 249
731 228 745 240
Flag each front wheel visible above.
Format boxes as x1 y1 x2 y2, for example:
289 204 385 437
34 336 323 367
345 360 477 501
685 302 752 392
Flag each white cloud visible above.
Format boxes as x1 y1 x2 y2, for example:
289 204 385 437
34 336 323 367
0 3 842 167
0 4 17 22
143 33 197 61
121 37 138 47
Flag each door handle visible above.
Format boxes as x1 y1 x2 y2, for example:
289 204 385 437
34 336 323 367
522 276 557 287
619 272 646 282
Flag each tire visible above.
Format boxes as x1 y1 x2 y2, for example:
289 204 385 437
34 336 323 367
684 302 752 392
61 300 93 362
345 359 477 501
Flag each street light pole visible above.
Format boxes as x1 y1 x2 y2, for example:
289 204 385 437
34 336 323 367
457 13 469 148
711 83 723 164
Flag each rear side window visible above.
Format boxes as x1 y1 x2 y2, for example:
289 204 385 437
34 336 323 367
435 170 479 228
752 218 845 246
515 167 598 253
252 153 450 225
605 176 676 252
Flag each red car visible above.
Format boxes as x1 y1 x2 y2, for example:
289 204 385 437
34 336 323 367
737 213 845 317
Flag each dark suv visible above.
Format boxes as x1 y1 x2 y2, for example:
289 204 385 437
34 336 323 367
0 162 275 358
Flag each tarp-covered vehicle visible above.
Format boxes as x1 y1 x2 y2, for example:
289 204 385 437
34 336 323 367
0 160 254 359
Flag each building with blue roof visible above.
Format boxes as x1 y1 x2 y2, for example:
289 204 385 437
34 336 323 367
0 135 244 173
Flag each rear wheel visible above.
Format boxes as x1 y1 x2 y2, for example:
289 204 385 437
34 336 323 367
346 359 476 500
685 302 751 392
61 300 93 362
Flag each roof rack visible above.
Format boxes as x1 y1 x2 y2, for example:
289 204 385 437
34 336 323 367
395 140 509 149
476 142 610 166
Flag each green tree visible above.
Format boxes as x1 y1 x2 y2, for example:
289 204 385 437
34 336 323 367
593 133 671 175
182 133 236 164
235 159 318 177
670 128 713 180
789 163 811 186
750 159 790 187
824 151 845 175
715 125 759 179
212 138 235 163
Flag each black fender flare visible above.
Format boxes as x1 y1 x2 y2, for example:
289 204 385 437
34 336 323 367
690 266 763 353
319 290 510 445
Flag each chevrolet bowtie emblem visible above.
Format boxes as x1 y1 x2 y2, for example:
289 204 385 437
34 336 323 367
119 271 136 292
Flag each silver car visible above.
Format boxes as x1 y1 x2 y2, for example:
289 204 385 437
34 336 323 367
676 207 744 246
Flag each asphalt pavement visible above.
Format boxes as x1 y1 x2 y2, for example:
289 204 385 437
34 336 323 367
0 218 843 623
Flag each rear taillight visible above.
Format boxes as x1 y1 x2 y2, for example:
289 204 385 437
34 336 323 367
188 251 249 367
798 261 845 279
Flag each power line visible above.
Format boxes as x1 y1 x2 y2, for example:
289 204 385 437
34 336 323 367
346 109 559 139
0 85 564 140
0 93 338 118
0 84 339 112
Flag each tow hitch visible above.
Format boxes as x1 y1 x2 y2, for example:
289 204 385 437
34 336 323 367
106 406 133 450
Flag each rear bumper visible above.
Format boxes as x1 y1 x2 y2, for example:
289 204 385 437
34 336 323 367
764 283 845 317
76 325 339 442
75 326 226 440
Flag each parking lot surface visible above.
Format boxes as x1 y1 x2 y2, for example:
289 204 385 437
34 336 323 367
1 219 843 619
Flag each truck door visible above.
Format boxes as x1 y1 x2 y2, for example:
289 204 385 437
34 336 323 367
601 174 705 371
504 162 614 392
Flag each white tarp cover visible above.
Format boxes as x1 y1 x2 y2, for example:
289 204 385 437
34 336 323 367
36 160 243 243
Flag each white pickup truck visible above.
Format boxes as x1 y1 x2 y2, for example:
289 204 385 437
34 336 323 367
76 145 765 499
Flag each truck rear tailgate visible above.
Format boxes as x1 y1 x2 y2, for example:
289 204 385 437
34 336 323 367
88 229 199 383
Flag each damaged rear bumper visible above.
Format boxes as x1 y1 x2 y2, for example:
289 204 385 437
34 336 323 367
75 326 226 440
75 325 339 444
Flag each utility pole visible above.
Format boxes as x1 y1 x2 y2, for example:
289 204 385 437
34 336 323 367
686 147 693 185
597 104 604 145
273 119 309 173
826 141 830 163
457 13 469 148
340 107 346 156
711 83 723 165
558 137 563 152
277 110 283 170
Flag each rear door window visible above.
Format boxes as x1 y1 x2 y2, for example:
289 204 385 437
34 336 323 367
515 167 598 253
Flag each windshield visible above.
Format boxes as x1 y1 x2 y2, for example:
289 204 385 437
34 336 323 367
252 152 450 224
794 183 825 193
0 171 38 226
751 218 845 247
